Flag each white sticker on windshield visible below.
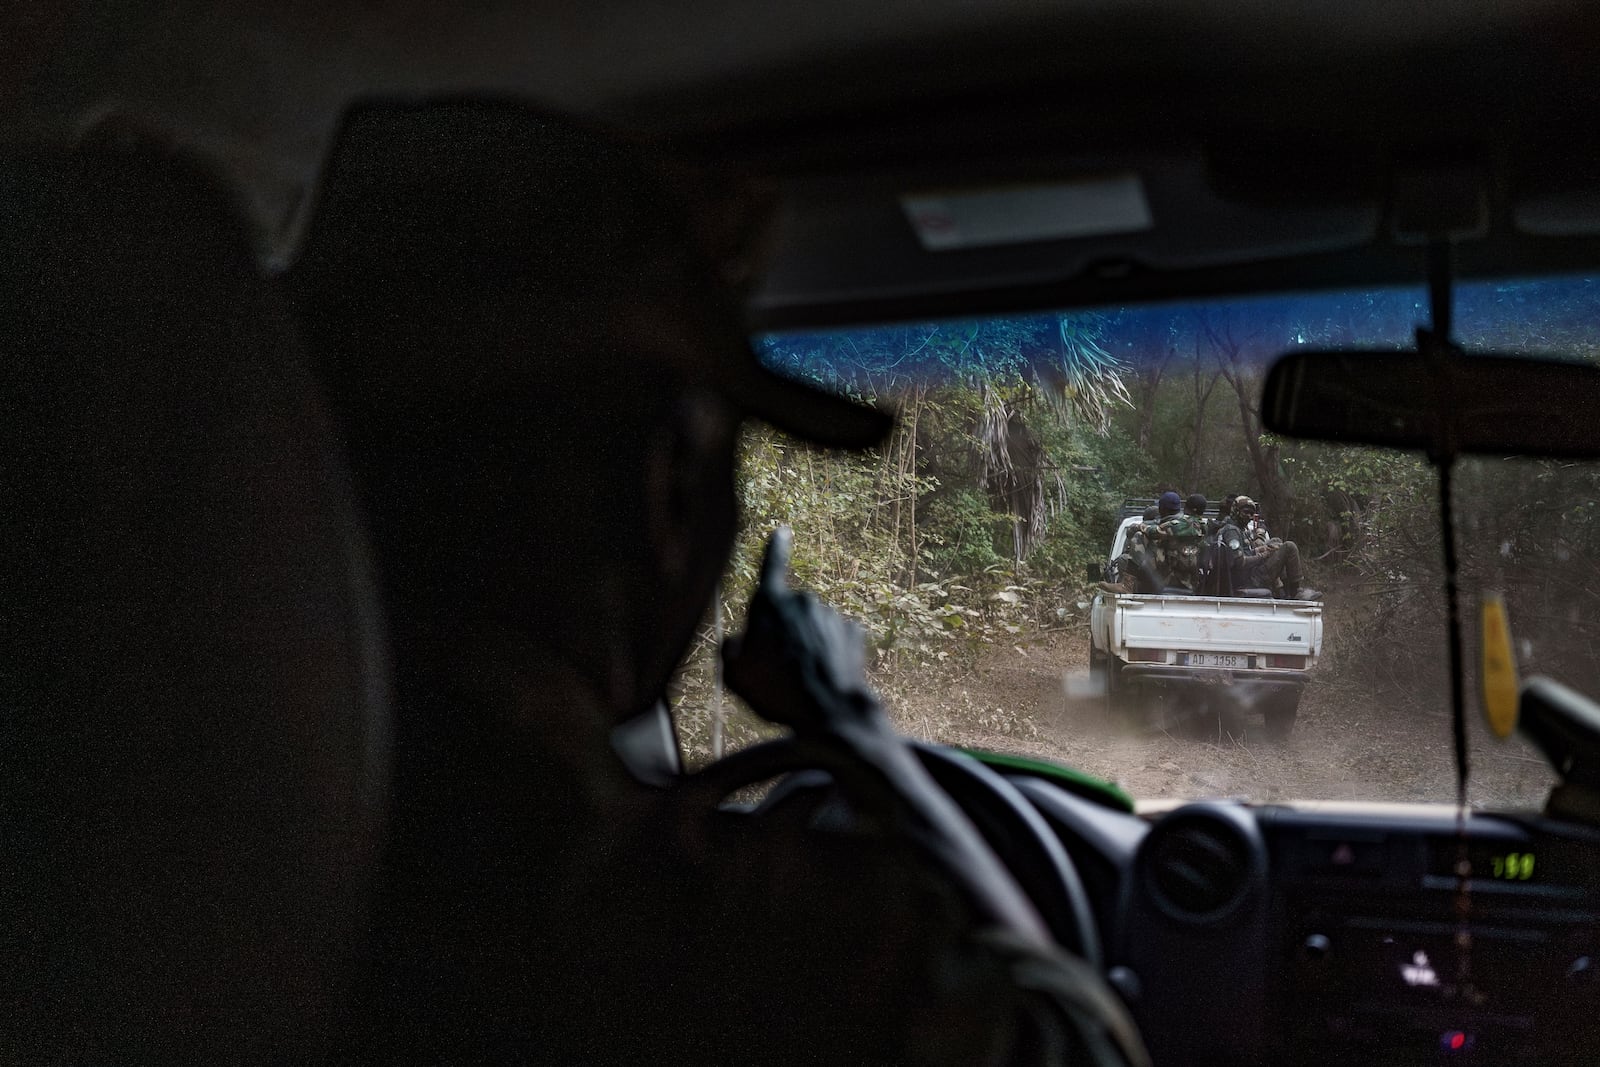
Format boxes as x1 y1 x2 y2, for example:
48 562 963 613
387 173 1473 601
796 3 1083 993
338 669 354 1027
901 175 1153 252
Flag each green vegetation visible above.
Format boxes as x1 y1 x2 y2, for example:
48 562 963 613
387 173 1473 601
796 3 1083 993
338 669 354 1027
670 279 1600 764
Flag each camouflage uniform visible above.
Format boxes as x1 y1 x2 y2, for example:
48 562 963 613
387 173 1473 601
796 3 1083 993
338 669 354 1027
1101 494 1209 595
1227 496 1314 598
1101 522 1154 594
1149 513 1206 591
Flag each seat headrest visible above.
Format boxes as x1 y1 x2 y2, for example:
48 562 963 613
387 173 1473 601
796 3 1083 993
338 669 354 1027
0 144 391 1062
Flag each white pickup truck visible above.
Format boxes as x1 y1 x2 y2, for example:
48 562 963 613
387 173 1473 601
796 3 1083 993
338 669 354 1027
1088 512 1323 738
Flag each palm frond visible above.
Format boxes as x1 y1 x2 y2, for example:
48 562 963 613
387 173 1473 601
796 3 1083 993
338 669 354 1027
1035 314 1134 434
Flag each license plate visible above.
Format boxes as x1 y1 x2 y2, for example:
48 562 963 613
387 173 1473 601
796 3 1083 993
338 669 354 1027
1189 653 1245 668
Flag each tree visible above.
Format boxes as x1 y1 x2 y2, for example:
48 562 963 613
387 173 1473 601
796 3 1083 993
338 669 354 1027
975 314 1130 561
1109 310 1178 451
1200 308 1294 530
1182 328 1225 491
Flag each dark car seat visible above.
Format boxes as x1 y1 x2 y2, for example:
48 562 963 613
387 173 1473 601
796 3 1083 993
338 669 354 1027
0 141 391 1063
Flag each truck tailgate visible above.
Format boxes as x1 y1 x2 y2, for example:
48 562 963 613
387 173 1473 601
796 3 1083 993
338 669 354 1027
1113 595 1322 657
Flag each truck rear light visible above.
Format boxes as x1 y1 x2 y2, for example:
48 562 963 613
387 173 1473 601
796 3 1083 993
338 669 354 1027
1265 654 1307 669
1127 648 1166 663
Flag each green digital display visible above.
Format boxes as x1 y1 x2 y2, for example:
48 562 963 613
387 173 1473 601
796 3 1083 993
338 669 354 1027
1429 839 1554 884
1490 851 1536 881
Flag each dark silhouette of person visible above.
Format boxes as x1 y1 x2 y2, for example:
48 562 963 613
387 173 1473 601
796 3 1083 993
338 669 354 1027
295 102 1146 1067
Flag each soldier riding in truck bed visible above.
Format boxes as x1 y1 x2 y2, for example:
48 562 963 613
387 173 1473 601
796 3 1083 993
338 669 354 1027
1099 491 1320 602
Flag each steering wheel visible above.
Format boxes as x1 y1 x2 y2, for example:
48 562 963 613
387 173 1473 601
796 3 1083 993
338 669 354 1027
688 736 1102 968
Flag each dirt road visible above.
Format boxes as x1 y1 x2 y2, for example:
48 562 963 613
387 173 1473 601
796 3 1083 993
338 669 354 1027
884 631 1557 809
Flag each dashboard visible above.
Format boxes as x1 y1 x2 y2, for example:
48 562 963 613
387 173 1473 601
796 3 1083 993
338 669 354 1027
1001 774 1600 1065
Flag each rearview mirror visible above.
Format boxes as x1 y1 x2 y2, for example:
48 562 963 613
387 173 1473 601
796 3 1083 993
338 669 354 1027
1261 350 1600 457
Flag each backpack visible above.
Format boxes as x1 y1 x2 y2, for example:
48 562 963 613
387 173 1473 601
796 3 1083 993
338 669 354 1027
1154 514 1205 590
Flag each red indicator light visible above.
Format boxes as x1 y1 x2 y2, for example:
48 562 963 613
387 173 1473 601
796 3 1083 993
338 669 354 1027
1449 1032 1465 1050
1440 1030 1472 1052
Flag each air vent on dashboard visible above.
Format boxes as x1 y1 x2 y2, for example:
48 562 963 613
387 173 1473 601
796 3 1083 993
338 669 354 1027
1142 807 1259 923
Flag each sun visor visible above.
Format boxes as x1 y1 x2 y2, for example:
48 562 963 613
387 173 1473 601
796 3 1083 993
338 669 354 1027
901 175 1154 251
750 154 1379 327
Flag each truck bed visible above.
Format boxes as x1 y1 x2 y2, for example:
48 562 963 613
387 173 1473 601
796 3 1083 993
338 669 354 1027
1105 592 1322 660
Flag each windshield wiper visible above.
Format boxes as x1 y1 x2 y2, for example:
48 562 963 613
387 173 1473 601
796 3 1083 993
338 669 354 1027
1422 240 1471 810
1417 238 1484 1009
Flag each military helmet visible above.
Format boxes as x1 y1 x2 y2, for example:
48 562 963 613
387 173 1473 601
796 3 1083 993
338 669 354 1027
1230 495 1258 522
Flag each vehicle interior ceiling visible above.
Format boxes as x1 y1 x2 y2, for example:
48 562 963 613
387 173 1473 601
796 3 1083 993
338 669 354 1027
13 3 1600 1065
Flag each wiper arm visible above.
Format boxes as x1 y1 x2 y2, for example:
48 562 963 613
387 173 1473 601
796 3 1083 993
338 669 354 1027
1418 238 1481 1007
1422 239 1472 810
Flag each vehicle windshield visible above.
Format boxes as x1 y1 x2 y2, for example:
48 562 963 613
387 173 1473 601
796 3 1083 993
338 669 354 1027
671 276 1600 809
